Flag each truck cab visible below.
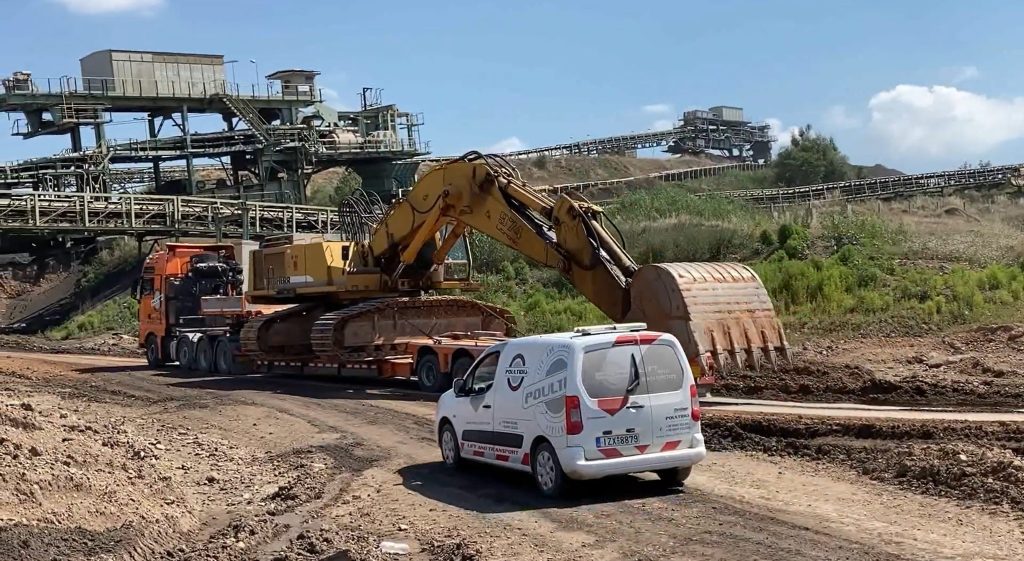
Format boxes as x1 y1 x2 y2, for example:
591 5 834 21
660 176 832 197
137 243 247 372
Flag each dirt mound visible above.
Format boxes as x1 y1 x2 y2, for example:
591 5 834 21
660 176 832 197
719 325 1024 408
705 412 1024 513
0 333 142 357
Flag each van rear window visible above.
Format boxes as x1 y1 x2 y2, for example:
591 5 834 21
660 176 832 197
640 345 684 394
581 346 638 399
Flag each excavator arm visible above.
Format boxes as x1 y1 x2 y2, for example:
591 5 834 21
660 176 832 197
370 151 790 375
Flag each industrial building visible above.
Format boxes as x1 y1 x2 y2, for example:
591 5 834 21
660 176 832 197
0 49 426 203
666 105 775 162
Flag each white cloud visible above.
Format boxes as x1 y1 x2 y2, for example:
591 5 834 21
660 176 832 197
53 0 165 14
486 136 526 153
642 103 673 114
766 118 801 152
945 65 980 84
651 119 675 131
320 87 339 100
822 104 860 129
868 84 1024 157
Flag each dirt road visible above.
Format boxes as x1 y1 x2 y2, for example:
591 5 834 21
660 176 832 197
2 351 1022 561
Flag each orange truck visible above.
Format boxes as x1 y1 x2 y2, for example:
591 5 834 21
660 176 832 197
135 242 508 391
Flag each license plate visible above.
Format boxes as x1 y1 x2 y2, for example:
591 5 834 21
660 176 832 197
596 433 639 448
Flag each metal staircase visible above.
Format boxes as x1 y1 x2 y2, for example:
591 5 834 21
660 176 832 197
217 94 273 145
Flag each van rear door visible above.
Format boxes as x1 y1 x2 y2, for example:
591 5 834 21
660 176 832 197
638 335 699 453
575 338 654 460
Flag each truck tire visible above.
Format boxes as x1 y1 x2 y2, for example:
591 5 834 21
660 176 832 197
450 355 474 381
532 441 568 498
145 335 165 367
176 335 195 370
215 339 249 375
416 354 450 393
195 336 215 373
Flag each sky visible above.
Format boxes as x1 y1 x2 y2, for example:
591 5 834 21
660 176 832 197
3 0 1024 173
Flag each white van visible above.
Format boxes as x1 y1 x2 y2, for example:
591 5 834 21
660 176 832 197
434 323 706 497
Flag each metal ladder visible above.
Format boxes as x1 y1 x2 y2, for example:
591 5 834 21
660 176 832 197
218 94 273 145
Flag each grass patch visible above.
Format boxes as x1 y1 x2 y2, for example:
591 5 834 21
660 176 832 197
80 238 138 290
47 295 138 340
475 261 606 335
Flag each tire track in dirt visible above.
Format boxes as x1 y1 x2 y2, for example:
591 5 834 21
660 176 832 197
6 351 1024 560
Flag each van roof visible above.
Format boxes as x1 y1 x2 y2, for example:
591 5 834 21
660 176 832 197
513 329 669 346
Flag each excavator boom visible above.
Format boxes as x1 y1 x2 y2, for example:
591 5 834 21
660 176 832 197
371 152 790 378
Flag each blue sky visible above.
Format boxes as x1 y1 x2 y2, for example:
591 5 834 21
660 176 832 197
3 0 1024 172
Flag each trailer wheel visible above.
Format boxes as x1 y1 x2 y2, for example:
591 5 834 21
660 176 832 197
195 336 215 373
450 355 474 381
416 354 449 393
145 335 165 367
175 335 195 370
215 339 249 375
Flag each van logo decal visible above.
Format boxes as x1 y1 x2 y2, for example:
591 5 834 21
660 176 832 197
522 344 573 437
505 354 528 392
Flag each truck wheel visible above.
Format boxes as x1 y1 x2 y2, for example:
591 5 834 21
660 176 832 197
416 354 450 393
195 337 214 373
656 466 693 487
215 339 249 375
145 335 165 367
438 422 462 469
176 336 195 370
532 442 568 498
450 355 474 381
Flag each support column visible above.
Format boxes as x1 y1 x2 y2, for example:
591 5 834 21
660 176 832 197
182 105 194 195
148 116 162 193
70 126 84 192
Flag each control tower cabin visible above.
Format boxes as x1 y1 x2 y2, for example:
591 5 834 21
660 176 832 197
0 50 426 202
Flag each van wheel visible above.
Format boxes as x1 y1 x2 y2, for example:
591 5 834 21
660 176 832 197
416 354 450 393
450 355 474 381
145 335 165 367
656 466 693 487
439 423 461 469
195 337 215 373
532 442 568 498
175 336 195 370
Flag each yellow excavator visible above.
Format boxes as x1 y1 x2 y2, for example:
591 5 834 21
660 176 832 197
238 151 789 390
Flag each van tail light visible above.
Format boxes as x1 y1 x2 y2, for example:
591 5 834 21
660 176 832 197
565 395 584 435
689 383 701 422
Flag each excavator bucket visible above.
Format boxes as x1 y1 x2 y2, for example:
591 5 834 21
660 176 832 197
625 262 790 381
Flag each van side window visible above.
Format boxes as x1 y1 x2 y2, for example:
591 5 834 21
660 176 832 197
581 346 646 398
640 345 684 394
466 352 500 394
140 277 155 296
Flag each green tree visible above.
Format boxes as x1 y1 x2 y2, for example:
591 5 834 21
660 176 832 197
773 124 850 187
307 168 363 206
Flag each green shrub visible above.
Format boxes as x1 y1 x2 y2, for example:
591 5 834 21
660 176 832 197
80 238 137 290
48 296 138 340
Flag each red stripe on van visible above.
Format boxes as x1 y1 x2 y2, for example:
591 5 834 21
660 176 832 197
521 452 531 466
596 396 628 415
635 444 649 454
495 454 510 462
636 333 661 345
661 440 681 452
472 450 485 458
598 448 624 458
614 334 637 346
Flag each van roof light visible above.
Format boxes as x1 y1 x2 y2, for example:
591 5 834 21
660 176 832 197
573 323 648 335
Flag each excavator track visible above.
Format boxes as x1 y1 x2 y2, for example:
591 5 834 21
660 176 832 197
239 303 326 361
310 296 514 359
